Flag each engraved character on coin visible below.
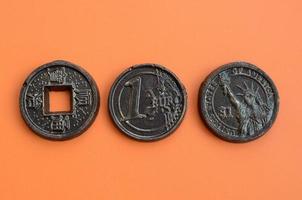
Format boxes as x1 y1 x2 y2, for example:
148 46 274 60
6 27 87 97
20 60 100 140
109 64 187 141
199 62 279 142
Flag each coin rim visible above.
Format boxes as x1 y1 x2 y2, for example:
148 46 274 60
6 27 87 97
199 61 280 143
19 60 100 141
108 63 187 141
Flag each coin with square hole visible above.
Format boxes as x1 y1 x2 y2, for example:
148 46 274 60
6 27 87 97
20 60 100 140
109 64 187 141
199 62 279 143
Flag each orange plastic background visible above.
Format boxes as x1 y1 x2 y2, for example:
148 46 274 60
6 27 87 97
0 0 301 199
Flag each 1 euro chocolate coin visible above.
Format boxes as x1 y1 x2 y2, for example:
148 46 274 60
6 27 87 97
109 63 187 141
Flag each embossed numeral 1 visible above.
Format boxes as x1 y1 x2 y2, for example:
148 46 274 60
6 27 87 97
123 77 146 120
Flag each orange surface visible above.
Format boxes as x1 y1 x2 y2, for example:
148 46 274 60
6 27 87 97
0 0 301 199
49 90 72 112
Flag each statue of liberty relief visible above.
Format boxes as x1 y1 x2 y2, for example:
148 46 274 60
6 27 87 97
218 71 272 136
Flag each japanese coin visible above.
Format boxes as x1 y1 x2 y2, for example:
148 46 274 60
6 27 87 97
109 63 187 141
199 62 279 143
20 60 100 140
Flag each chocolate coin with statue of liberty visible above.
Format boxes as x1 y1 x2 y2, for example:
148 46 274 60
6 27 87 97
109 64 187 141
199 62 279 143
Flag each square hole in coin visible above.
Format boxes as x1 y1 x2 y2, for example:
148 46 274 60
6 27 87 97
44 85 73 114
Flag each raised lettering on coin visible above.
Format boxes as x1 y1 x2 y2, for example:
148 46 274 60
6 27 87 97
109 64 187 141
20 60 100 140
199 62 279 143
